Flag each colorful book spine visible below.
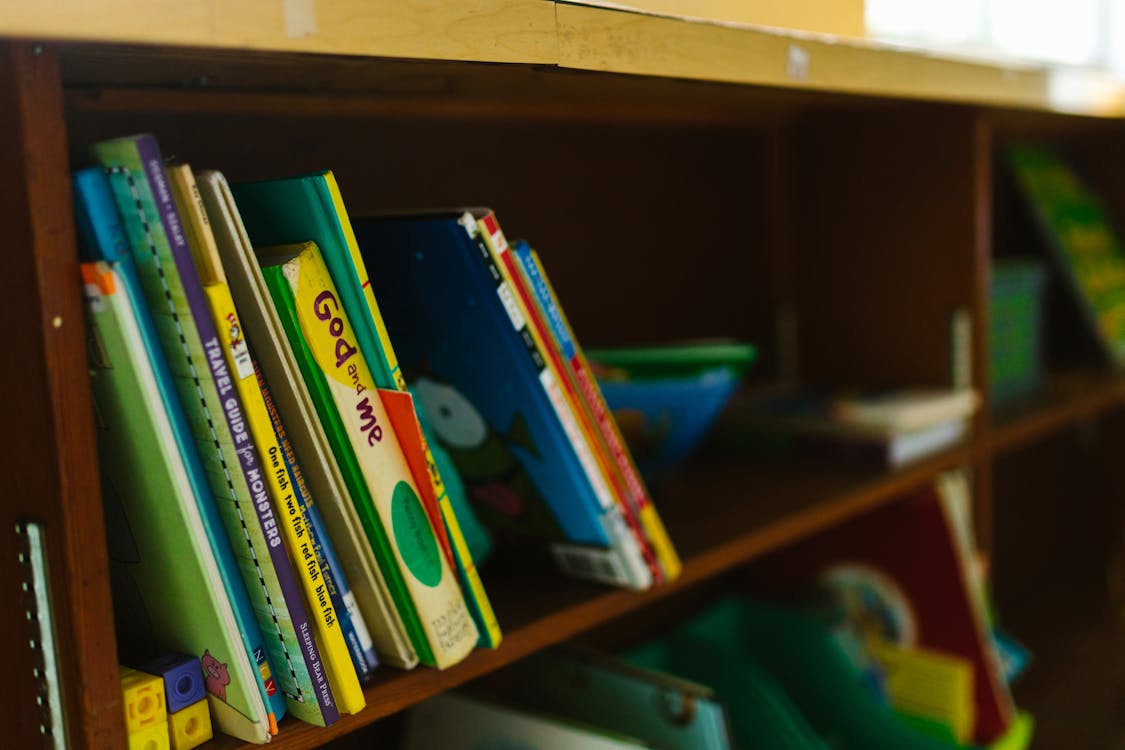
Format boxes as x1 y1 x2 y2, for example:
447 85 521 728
512 241 682 582
232 173 501 650
167 163 341 726
195 170 418 670
474 214 652 590
90 135 285 733
260 241 479 670
256 360 381 682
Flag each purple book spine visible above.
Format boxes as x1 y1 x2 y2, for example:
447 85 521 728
135 136 331 720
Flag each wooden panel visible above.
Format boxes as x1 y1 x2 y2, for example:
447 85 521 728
0 42 123 749
561 0 866 38
203 447 968 749
555 4 1083 113
791 107 990 389
65 106 773 353
1 0 557 65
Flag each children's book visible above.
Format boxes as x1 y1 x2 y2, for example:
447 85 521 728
745 486 1015 744
354 211 652 589
259 241 479 670
80 261 271 744
511 647 733 750
513 240 682 580
89 134 286 738
476 218 656 588
196 170 418 670
402 693 650 750
231 173 501 649
168 163 363 718
1006 144 1125 367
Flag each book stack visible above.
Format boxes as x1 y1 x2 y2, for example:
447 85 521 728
74 134 679 742
730 387 979 468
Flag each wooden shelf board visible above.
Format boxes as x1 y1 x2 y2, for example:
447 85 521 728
8 2 1125 117
989 369 1125 457
204 446 969 749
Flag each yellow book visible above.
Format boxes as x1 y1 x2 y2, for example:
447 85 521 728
259 241 479 670
169 165 366 716
870 639 975 744
327 178 502 648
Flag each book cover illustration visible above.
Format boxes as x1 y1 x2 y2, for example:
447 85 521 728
168 163 340 726
196 170 418 670
356 212 649 588
260 241 478 670
232 172 502 648
90 134 284 737
81 262 270 744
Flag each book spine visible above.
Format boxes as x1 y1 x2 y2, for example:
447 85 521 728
271 244 479 669
257 360 380 682
515 243 681 582
463 214 649 589
199 281 340 726
262 258 437 668
494 232 661 586
132 136 284 726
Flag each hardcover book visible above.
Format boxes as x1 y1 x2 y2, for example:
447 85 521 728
355 211 652 588
90 134 285 738
259 241 479 670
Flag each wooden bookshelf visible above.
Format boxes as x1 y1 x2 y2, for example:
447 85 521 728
990 369 1125 456
2 4 1125 748
206 447 971 749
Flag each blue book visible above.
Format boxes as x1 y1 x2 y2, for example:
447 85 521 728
353 211 641 587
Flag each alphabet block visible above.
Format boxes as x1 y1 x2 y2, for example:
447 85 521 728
126 719 169 750
168 699 213 750
120 666 166 733
140 653 206 712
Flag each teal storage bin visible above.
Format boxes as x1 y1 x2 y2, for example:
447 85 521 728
990 260 1046 404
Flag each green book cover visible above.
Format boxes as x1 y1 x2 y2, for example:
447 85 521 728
260 241 479 669
82 261 270 743
1007 144 1125 366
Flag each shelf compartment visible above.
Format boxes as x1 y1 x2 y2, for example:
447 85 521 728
205 446 971 749
989 369 1125 457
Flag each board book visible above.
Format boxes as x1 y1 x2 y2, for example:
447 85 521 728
231 172 501 649
259 241 479 670
195 170 418 670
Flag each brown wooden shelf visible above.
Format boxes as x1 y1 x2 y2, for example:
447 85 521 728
205 446 971 749
989 369 1125 457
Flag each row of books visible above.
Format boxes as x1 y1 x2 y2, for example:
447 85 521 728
405 469 1033 750
75 133 679 743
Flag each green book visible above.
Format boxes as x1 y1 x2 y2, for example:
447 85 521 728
81 261 271 743
259 241 479 670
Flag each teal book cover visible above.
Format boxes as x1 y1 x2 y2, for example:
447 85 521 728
90 134 286 733
81 262 271 743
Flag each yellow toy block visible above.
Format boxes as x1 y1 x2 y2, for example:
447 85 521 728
120 666 167 733
168 699 213 750
127 719 169 750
